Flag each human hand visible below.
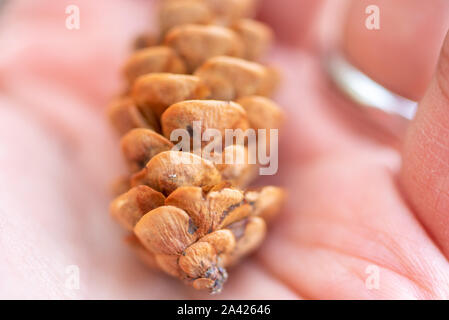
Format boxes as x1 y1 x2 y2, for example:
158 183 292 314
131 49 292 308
0 0 448 299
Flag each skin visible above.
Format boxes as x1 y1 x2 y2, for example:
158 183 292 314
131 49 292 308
0 0 448 299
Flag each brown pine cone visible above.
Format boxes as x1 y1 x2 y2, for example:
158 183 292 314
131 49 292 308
107 0 286 294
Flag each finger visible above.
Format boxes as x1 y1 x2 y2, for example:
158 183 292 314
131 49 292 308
342 0 449 101
400 30 449 258
258 0 325 46
186 260 300 299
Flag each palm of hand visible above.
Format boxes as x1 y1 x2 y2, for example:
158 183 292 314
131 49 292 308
0 0 448 299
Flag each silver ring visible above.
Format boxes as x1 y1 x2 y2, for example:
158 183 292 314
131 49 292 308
325 53 418 121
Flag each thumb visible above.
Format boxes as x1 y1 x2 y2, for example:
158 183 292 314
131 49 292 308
401 30 449 257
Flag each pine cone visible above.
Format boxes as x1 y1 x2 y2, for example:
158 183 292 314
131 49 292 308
107 0 285 294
